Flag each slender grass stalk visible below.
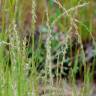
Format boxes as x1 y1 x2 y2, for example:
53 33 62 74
45 0 53 85
28 0 39 96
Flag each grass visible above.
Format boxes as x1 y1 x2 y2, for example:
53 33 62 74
0 0 96 96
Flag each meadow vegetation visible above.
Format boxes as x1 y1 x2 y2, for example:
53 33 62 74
0 0 96 96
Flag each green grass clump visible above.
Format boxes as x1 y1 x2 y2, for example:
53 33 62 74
0 0 96 96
